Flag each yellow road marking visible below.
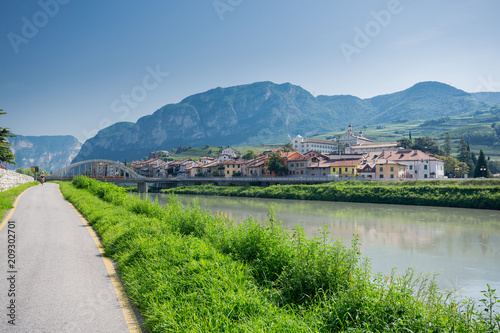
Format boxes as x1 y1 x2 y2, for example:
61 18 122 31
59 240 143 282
0 187 31 231
58 187 142 333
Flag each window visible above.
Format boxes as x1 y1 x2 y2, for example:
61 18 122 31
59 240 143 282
424 174 428 178
345 167 348 172
227 171 229 174
410 165 413 170
390 167 394 172
380 167 383 172
380 174 384 178
390 174 394 179
424 165 428 170
332 168 336 172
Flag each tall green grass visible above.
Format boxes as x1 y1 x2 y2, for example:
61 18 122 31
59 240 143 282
164 180 500 209
0 181 39 219
60 177 500 332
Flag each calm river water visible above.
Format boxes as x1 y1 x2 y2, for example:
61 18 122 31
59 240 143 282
143 193 500 300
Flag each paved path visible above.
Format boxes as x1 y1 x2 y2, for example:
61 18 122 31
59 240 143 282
0 183 138 332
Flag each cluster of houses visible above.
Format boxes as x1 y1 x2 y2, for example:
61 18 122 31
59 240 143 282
130 126 445 180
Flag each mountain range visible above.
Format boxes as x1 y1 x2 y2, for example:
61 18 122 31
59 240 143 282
72 81 496 163
7 135 81 172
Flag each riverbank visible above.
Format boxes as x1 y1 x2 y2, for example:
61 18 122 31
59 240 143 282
163 180 500 210
59 177 498 332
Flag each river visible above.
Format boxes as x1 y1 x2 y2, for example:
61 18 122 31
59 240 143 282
142 193 500 300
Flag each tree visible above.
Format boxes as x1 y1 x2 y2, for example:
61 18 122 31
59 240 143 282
443 132 452 156
473 150 491 178
283 142 294 152
0 110 16 164
456 137 474 176
242 150 257 160
434 155 469 178
488 160 500 175
267 152 287 176
397 138 413 149
412 137 444 155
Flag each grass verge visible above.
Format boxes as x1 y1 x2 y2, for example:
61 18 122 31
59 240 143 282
163 180 500 210
59 177 500 332
0 181 39 219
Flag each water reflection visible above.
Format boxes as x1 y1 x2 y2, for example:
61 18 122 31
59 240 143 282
141 193 500 299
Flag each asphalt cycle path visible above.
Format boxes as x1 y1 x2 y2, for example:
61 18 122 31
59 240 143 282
0 183 141 332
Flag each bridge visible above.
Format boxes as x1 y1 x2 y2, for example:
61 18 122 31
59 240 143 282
47 159 150 193
48 159 339 192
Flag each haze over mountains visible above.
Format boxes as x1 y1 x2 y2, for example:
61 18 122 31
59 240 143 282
72 81 495 163
7 135 81 172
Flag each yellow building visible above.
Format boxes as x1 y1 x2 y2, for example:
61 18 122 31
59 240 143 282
375 160 407 179
330 159 363 177
217 161 243 177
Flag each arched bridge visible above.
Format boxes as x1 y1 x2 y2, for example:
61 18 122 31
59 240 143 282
47 159 150 192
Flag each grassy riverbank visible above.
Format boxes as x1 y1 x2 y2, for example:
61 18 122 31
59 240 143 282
0 181 39 219
163 180 500 210
58 177 499 332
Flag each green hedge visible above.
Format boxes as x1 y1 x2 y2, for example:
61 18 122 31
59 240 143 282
59 177 499 332
164 181 500 209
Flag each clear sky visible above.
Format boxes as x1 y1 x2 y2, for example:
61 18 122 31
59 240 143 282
1 0 499 142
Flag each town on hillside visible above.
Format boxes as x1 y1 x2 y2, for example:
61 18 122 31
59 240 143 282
129 125 448 181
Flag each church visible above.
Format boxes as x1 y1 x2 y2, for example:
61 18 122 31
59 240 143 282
338 124 373 147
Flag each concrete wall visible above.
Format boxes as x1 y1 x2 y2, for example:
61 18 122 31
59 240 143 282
0 169 35 191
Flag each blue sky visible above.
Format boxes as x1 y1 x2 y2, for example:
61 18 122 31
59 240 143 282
1 0 499 142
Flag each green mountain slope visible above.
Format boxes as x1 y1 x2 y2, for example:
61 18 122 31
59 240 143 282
72 81 496 163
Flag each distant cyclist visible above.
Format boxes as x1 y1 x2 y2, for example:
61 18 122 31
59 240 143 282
40 171 46 185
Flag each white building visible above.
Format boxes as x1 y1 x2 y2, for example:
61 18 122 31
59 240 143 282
345 142 400 154
339 124 373 147
293 134 338 154
366 150 445 179
217 147 238 162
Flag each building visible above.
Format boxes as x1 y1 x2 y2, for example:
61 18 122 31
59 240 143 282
293 134 338 154
288 156 324 175
245 156 267 176
366 150 445 179
330 159 364 177
217 147 238 162
345 141 400 154
216 160 244 177
280 151 303 168
338 124 373 147
200 157 215 165
375 160 407 179
357 163 376 179
131 158 168 177
149 150 169 159
307 160 334 176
